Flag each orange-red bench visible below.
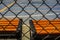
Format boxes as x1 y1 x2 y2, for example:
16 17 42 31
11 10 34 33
0 18 22 40
30 19 60 40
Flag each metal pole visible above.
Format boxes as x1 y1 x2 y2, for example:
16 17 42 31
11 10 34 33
0 0 3 4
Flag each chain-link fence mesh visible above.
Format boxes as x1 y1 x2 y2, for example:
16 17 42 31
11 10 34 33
0 0 60 40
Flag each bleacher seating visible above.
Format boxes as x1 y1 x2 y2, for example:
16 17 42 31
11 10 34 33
0 18 22 40
30 19 60 40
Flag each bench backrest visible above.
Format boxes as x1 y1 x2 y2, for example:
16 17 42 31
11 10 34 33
0 18 21 31
31 19 60 34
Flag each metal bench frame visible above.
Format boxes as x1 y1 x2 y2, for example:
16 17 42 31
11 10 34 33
0 19 22 40
29 20 60 40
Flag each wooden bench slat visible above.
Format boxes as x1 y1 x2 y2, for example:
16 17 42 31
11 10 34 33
0 19 20 31
36 29 60 34
32 19 60 34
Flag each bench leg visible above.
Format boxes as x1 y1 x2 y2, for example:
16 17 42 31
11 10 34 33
17 38 21 40
17 35 21 40
17 33 22 40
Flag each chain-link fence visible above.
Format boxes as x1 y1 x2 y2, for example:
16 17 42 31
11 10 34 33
0 0 60 40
